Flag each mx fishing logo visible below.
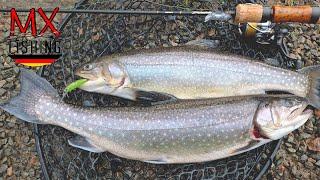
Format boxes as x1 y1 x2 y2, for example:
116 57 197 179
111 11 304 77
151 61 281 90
7 8 62 67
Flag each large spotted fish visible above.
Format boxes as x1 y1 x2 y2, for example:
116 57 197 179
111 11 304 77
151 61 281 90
76 46 320 108
0 69 312 164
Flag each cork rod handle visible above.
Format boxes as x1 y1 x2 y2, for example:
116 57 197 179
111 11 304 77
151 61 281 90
234 4 320 24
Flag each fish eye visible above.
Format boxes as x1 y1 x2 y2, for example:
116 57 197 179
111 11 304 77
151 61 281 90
263 103 269 108
83 64 93 71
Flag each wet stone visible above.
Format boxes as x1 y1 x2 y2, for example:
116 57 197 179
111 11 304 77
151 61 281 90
1 68 15 79
305 161 314 169
2 82 13 89
308 158 316 164
7 131 15 137
6 122 15 128
301 133 311 139
22 136 29 143
0 89 5 96
285 143 292 147
300 154 308 162
0 164 8 174
298 36 306 43
287 148 296 153
287 135 294 143
0 132 5 138
0 149 3 160
310 154 320 161
0 80 5 88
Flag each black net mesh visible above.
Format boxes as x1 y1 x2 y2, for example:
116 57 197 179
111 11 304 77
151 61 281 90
34 0 289 179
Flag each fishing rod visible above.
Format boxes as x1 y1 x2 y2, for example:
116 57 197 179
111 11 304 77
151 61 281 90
0 4 319 24
2 4 317 64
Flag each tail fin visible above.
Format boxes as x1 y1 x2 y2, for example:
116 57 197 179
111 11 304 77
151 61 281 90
299 65 320 109
0 69 58 124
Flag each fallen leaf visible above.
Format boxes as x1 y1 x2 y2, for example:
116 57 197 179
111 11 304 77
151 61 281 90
92 34 100 41
208 29 216 37
77 27 83 36
314 109 320 118
169 39 178 46
278 164 286 173
307 137 320 152
7 166 13 176
29 155 38 166
196 33 205 40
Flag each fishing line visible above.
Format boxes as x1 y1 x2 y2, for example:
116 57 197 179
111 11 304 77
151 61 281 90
0 8 212 15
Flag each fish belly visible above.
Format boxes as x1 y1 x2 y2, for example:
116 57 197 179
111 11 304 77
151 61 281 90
98 122 255 163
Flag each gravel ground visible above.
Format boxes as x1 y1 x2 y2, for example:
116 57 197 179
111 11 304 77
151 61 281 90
0 0 319 179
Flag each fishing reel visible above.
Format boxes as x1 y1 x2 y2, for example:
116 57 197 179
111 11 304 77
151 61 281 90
238 21 292 60
238 21 274 44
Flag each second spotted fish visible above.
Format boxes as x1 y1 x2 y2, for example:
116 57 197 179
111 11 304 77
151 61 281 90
75 46 320 108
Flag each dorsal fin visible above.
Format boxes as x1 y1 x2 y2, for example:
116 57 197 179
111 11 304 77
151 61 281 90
68 135 105 153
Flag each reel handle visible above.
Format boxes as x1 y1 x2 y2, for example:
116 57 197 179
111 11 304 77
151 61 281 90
235 4 320 24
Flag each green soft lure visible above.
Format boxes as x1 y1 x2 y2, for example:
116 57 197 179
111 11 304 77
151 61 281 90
64 79 88 93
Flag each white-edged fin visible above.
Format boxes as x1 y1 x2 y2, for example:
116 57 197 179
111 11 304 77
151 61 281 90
230 139 271 155
143 157 168 164
136 91 177 104
68 135 105 153
185 39 220 49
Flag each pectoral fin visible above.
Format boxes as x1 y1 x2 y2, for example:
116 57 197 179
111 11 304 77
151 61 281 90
185 39 220 49
110 87 178 103
230 139 271 155
143 157 168 164
136 91 177 104
68 135 105 153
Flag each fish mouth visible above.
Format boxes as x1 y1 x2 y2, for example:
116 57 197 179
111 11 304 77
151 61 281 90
77 71 126 89
287 104 308 121
75 69 97 80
